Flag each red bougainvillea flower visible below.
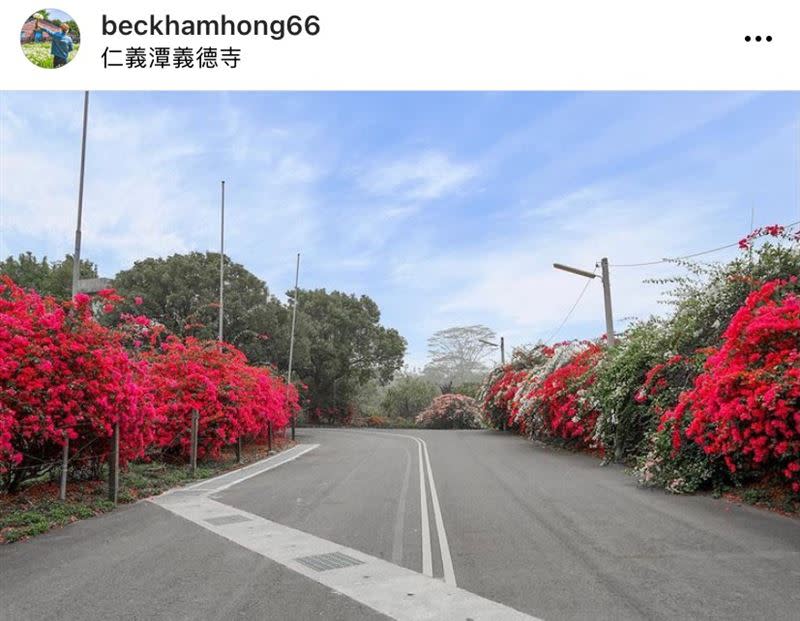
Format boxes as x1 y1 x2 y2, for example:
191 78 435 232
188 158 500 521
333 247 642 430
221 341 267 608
659 278 800 490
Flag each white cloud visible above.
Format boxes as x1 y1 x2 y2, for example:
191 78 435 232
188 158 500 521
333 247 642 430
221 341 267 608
392 183 734 346
359 150 476 201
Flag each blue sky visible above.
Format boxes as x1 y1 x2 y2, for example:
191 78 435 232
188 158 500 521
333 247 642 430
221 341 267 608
1 92 799 368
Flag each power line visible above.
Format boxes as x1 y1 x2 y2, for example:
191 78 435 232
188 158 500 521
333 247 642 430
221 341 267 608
544 272 596 344
611 219 800 268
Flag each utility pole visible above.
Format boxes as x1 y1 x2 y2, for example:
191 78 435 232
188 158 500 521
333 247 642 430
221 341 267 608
500 336 505 365
553 258 616 347
287 253 300 440
218 180 225 343
71 91 89 298
599 258 615 347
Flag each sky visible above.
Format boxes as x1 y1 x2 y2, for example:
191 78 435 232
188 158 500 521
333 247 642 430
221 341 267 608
1 91 799 368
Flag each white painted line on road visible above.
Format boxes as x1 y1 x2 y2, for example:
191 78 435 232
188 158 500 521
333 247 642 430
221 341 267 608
174 443 319 494
151 495 540 621
327 428 457 586
420 436 457 587
417 439 433 577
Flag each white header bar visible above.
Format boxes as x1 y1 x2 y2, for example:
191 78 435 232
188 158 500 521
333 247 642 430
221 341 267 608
2 0 799 90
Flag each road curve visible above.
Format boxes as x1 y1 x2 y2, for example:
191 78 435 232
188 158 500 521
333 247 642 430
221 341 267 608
2 427 799 620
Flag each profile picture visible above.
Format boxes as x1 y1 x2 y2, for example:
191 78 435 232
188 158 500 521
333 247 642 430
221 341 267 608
20 9 80 69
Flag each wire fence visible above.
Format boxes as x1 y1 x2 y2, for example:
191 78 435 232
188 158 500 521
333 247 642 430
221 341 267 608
1 415 286 501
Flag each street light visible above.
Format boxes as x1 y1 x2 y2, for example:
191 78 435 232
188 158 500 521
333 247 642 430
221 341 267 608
553 257 616 347
479 337 505 365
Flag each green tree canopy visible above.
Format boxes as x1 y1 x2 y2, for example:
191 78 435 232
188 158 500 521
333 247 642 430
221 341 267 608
113 252 288 365
0 252 97 299
291 289 406 421
382 372 439 420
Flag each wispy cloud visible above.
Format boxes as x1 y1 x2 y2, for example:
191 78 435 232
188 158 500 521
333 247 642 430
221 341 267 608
2 91 798 367
359 150 476 201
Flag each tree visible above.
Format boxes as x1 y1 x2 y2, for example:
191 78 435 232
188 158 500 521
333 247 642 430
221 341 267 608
291 289 406 422
112 252 285 364
0 252 98 299
424 324 497 388
382 373 439 420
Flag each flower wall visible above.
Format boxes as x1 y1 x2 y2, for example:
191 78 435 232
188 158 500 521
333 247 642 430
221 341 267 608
0 277 298 491
415 394 482 429
479 226 800 495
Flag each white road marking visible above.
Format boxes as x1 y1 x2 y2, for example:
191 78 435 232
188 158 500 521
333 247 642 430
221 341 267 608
417 439 433 577
179 443 319 494
330 429 454 584
420 436 457 586
151 494 540 620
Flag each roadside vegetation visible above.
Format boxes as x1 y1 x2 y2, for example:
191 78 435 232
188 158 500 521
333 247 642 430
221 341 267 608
0 250 406 541
478 225 800 508
0 439 291 543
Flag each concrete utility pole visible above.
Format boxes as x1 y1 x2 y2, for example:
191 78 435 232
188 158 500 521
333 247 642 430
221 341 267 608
287 253 300 441
553 258 616 347
71 91 89 298
599 258 615 347
479 337 506 366
218 180 225 343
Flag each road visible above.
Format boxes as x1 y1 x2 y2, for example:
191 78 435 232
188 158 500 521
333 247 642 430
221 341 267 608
2 428 799 620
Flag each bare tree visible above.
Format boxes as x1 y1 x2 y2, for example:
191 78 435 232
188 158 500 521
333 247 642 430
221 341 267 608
423 325 497 389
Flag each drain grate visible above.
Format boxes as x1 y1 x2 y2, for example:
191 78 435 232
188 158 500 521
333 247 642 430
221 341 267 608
205 514 252 526
295 551 364 572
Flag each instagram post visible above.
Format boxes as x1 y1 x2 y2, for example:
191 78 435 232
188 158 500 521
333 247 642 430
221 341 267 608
1 2 799 620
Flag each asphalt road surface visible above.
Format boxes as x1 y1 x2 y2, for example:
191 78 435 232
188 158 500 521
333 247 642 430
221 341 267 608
2 428 799 620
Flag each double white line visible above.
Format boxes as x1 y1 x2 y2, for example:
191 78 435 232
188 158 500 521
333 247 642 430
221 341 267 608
405 434 457 586
325 429 457 586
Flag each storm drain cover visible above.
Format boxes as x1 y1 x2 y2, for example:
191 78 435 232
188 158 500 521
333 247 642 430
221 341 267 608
295 551 364 572
205 514 252 526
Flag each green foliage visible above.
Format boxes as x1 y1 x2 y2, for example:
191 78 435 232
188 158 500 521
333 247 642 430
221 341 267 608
113 252 286 364
382 373 439 419
590 319 670 459
0 252 97 299
451 382 481 399
293 289 406 418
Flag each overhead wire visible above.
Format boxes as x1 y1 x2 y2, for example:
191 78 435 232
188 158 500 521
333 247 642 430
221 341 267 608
544 269 597 344
611 219 800 268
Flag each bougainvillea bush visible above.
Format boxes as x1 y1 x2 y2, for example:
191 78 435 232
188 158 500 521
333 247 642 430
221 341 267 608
0 279 153 492
479 224 800 496
643 278 800 493
145 337 297 460
0 277 298 493
524 342 603 446
415 394 482 429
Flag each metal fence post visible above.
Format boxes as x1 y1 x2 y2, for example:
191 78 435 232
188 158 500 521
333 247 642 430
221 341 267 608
190 410 199 475
108 421 119 504
59 432 69 501
267 421 273 453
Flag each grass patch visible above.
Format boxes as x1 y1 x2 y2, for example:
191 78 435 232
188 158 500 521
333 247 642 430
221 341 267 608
21 42 79 68
1 437 293 543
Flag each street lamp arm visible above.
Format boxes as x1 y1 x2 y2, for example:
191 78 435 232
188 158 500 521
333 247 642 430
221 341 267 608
553 263 598 279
